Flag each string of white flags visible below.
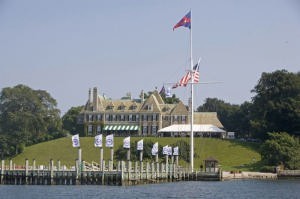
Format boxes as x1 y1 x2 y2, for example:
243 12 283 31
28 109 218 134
71 134 179 156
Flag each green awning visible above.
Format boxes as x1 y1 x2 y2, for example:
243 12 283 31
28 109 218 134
103 125 139 131
104 125 109 131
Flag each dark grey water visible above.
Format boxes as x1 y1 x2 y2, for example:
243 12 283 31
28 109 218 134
0 180 299 199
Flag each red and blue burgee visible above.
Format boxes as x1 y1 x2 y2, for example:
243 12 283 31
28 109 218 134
173 11 191 31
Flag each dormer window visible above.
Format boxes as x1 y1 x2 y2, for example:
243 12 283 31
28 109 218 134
130 102 137 110
106 102 115 110
107 105 114 110
119 103 126 110
131 105 137 110
145 104 153 111
162 107 169 112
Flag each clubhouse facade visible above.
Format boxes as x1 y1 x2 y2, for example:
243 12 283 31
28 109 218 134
77 87 224 137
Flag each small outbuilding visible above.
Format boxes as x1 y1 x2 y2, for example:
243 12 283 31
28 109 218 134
226 132 235 139
204 157 219 173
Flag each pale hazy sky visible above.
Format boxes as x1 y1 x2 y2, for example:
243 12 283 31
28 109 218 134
1 0 300 114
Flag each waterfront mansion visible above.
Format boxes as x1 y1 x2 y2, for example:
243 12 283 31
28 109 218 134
77 87 224 137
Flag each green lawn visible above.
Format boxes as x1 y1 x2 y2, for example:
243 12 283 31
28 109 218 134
11 137 261 171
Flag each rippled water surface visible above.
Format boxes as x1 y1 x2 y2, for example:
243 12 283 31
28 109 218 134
0 180 299 199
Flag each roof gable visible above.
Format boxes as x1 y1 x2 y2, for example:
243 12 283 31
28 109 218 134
140 94 161 112
153 90 164 104
170 101 188 115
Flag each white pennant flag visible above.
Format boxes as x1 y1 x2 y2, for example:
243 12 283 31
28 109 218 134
137 139 143 151
72 134 80 147
94 134 102 147
151 142 158 155
168 146 172 156
123 136 130 149
166 87 172 98
163 145 169 155
173 146 179 156
106 134 114 148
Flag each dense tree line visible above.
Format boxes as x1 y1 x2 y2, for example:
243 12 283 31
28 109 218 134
61 106 84 135
0 85 66 158
197 70 300 140
197 70 300 168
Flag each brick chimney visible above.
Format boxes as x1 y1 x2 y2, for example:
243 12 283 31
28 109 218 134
93 87 98 111
88 88 92 104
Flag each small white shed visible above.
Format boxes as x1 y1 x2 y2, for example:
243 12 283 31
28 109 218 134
227 132 235 139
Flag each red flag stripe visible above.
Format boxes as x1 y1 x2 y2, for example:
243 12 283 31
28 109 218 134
179 72 191 87
193 71 199 83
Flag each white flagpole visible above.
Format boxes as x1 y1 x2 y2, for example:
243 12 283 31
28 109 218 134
190 10 194 172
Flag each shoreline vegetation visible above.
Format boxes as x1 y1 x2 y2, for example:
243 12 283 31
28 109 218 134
11 137 261 172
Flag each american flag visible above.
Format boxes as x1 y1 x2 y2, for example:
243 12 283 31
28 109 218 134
193 59 200 83
179 71 191 87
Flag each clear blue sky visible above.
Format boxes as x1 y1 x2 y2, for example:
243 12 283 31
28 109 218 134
1 0 300 114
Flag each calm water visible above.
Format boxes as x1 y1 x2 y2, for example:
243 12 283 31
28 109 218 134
0 180 299 199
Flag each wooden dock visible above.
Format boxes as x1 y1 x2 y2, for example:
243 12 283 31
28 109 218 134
0 159 221 185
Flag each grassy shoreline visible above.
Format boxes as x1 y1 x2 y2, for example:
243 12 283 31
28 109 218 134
11 137 261 171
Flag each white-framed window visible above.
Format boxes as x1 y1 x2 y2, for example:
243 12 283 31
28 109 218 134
129 114 132 121
97 125 101 133
89 115 93 122
142 126 147 135
152 125 157 135
174 115 178 121
88 125 93 135
131 105 137 110
119 105 125 110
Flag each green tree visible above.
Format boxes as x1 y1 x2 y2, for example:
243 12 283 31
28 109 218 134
251 70 300 139
0 84 63 155
260 132 300 169
0 134 12 159
172 140 190 162
62 106 84 135
234 101 253 138
197 98 240 133
115 140 156 161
